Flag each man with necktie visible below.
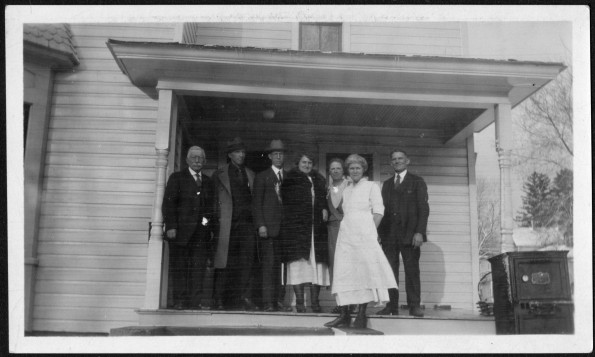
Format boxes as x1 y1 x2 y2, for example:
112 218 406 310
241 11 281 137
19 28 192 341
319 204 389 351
162 146 215 310
377 149 430 317
252 139 292 312
211 137 259 311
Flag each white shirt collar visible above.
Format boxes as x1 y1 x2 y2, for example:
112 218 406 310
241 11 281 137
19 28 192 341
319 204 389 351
395 169 407 183
189 167 201 178
272 166 282 177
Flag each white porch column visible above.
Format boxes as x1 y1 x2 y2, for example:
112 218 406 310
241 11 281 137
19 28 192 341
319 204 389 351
143 89 177 309
495 103 516 253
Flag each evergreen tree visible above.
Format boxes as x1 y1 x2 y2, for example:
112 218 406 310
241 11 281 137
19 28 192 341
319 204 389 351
550 169 573 245
518 172 552 228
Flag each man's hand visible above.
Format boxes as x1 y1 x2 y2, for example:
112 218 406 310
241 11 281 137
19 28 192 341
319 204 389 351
258 226 268 238
322 209 329 222
166 229 177 240
412 233 424 248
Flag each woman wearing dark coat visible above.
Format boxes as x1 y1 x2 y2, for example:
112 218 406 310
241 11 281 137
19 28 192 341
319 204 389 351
281 152 330 313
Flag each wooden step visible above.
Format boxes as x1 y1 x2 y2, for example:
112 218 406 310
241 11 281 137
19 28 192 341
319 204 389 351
133 307 495 335
110 325 383 336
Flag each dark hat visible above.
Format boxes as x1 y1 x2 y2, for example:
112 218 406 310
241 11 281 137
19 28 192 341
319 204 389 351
226 137 246 153
265 139 286 153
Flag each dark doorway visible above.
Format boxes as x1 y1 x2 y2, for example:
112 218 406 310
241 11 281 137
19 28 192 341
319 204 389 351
245 151 271 175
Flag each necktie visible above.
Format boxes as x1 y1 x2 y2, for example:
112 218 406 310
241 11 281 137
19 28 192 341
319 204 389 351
277 171 282 184
195 174 202 187
237 167 244 184
275 170 283 203
394 174 401 189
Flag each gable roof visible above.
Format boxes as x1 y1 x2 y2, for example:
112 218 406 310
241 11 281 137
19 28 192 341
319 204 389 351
24 24 79 67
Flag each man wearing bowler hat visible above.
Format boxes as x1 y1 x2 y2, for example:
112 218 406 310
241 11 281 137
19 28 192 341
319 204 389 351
211 137 259 311
252 140 292 312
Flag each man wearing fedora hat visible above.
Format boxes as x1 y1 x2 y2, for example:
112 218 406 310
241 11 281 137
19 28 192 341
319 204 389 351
211 137 259 311
252 139 292 312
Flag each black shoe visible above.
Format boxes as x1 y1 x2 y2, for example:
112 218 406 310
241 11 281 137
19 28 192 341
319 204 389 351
242 298 260 311
353 313 367 329
263 303 277 312
324 306 351 328
212 299 225 310
376 305 399 315
353 303 368 328
172 303 186 310
295 304 306 313
409 306 424 317
331 305 342 314
276 301 292 312
311 304 322 313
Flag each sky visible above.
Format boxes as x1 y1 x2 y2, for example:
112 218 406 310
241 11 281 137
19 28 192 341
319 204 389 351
466 22 573 210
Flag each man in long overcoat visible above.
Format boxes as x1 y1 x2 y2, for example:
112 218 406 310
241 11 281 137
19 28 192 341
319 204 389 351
211 137 258 311
162 146 215 310
377 149 430 317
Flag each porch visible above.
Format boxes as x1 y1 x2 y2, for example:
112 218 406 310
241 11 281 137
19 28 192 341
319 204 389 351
106 40 564 334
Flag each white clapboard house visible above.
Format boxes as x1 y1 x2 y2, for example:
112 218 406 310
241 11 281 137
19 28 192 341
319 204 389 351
23 22 564 335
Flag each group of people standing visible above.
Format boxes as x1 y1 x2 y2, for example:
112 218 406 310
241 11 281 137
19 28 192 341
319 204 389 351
162 137 429 329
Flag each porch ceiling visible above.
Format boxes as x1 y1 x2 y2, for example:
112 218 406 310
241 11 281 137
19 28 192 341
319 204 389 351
183 95 485 140
107 40 565 142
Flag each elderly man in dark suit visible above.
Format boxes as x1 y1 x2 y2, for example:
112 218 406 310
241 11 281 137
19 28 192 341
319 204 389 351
211 137 258 311
162 146 215 310
377 149 430 317
252 139 292 312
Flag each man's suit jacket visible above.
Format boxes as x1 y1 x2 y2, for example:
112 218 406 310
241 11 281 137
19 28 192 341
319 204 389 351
162 168 215 247
252 167 287 238
211 163 255 269
378 172 430 246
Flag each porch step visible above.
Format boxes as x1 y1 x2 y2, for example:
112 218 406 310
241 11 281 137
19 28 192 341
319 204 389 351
110 325 381 336
134 308 495 335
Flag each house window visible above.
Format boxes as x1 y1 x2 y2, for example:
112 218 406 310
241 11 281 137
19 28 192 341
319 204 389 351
300 23 342 52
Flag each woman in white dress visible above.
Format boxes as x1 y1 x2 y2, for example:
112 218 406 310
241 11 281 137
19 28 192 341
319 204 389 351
281 153 330 313
324 154 398 329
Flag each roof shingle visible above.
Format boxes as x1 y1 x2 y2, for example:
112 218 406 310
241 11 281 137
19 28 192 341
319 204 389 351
24 23 79 64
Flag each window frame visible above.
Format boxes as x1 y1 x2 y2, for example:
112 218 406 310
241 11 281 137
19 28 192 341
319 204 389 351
299 23 342 52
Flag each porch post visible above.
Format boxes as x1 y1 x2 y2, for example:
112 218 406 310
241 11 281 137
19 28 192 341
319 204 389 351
143 89 177 309
494 103 516 253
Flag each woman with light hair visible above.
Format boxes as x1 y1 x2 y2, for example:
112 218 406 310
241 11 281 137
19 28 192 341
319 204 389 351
324 154 398 329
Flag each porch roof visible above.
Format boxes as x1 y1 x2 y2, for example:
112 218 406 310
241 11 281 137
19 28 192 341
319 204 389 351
107 40 565 143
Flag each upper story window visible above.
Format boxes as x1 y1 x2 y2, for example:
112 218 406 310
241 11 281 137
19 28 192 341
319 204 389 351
299 23 342 52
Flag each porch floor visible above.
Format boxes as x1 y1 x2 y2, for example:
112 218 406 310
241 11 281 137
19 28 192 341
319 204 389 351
132 305 496 335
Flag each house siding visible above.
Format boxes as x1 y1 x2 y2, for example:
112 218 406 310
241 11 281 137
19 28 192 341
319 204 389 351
348 22 464 56
184 22 464 57
185 22 293 49
32 23 176 333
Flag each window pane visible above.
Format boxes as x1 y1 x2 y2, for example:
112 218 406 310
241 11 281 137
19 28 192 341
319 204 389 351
320 25 340 52
300 24 320 51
